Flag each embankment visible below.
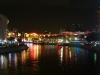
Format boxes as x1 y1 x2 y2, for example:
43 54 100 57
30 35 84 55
0 45 29 53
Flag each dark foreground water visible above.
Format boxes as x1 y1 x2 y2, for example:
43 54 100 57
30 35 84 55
0 43 100 75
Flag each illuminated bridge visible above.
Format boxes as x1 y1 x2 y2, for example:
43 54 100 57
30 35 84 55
8 31 85 44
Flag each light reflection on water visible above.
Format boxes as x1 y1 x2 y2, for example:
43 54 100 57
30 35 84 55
0 44 100 75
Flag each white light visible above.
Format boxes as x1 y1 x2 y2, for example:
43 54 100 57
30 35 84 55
69 50 71 59
15 39 17 42
9 53 11 66
75 37 78 40
60 39 63 42
69 38 71 40
1 55 3 69
4 40 7 42
65 40 69 43
60 47 63 63
74 34 77 35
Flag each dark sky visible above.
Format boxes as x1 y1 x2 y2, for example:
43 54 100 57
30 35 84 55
0 0 100 33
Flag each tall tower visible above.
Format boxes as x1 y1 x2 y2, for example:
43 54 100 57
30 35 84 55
96 9 100 32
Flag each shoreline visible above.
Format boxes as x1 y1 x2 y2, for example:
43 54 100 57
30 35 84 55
0 45 28 53
58 43 100 52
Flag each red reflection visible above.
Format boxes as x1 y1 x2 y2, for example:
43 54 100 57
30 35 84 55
29 45 39 61
30 44 35 60
58 46 62 50
57 46 62 55
21 50 26 64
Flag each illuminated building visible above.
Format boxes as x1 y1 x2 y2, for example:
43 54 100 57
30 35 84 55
13 28 18 38
0 14 9 39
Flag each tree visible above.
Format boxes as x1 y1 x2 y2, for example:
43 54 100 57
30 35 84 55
7 37 15 42
86 32 100 42
17 38 22 43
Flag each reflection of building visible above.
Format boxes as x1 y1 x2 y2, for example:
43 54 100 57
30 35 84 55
0 14 9 39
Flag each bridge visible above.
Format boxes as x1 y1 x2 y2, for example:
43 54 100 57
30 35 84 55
22 31 86 45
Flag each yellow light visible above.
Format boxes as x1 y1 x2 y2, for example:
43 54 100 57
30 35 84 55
18 33 21 36
26 34 29 37
39 38 41 41
25 33 28 34
43 35 45 37
48 35 50 37
8 32 11 36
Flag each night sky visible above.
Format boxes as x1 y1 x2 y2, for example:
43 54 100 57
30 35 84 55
0 0 100 33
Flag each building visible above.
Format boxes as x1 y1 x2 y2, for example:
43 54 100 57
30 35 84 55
96 9 100 31
0 14 9 40
75 24 83 32
65 24 83 32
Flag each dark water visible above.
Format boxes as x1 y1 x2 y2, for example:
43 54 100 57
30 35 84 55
0 43 100 75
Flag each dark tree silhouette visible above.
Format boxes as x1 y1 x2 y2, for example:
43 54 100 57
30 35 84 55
7 37 15 41
17 38 22 43
86 32 100 42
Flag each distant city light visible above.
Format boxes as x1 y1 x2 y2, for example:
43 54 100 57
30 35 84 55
75 37 78 40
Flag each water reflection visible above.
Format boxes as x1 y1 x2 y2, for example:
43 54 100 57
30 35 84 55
29 44 41 74
8 53 17 68
94 53 97 65
60 46 63 64
57 46 100 75
0 44 100 75
0 55 7 69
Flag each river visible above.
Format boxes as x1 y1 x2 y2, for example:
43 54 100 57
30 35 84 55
0 43 100 75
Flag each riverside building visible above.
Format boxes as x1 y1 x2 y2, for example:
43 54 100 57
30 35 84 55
0 14 9 40
96 8 100 32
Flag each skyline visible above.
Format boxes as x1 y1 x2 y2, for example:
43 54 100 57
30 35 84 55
0 0 100 33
